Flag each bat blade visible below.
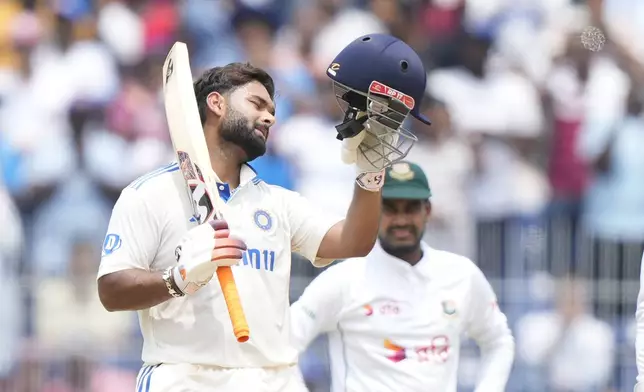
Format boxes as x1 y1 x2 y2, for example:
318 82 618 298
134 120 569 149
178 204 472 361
162 42 217 223
162 42 250 343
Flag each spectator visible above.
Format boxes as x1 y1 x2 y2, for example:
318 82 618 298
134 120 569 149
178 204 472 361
516 276 615 392
427 29 550 276
542 30 630 276
576 84 644 313
406 95 476 258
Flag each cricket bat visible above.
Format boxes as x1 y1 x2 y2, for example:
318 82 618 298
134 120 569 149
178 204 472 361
162 41 250 343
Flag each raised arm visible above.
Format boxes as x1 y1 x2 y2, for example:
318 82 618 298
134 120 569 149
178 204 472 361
317 184 381 260
286 179 380 268
286 133 386 266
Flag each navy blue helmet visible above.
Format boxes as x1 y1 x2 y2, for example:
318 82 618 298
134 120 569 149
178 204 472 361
326 33 430 169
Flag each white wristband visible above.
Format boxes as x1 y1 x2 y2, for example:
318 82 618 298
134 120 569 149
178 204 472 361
356 169 385 192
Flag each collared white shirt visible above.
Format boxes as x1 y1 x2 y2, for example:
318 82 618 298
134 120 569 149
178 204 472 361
290 241 514 392
98 163 341 368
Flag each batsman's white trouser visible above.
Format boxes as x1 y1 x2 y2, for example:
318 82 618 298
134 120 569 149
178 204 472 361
135 363 308 392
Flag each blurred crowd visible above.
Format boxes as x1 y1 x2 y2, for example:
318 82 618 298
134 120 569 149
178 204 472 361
1 0 644 391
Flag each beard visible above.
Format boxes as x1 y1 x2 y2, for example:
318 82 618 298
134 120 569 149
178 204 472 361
219 107 266 162
378 225 423 259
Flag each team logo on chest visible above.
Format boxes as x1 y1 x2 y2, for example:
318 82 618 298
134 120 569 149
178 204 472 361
253 209 276 234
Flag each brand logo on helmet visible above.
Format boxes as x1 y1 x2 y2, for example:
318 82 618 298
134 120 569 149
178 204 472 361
389 163 414 181
368 81 415 111
327 62 341 76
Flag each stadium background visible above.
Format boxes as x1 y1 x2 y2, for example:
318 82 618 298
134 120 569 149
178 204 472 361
1 0 643 391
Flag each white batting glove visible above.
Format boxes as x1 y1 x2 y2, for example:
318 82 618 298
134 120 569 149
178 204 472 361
170 220 246 295
341 120 395 191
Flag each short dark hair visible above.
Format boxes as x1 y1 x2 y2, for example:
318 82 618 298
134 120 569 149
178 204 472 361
194 62 275 124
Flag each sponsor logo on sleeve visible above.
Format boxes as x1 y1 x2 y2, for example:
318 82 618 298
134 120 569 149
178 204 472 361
102 234 122 257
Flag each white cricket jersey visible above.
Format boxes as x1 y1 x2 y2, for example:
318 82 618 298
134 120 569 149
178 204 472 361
98 162 341 368
290 241 515 392
635 251 644 391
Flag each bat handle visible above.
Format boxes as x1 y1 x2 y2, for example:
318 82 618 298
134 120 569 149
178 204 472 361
216 266 250 342
212 201 249 342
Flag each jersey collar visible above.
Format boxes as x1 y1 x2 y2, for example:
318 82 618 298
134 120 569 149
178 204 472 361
371 240 434 280
214 164 261 202
240 163 260 186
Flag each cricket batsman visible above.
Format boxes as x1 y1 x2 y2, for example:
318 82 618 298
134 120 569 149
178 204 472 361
97 33 431 391
290 162 515 392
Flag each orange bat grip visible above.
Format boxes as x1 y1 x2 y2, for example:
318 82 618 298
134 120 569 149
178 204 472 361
216 266 249 343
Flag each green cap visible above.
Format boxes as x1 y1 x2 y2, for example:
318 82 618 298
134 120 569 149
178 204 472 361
381 161 432 200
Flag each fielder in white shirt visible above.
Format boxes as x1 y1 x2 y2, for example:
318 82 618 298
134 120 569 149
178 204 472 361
291 162 515 392
635 252 644 392
97 34 432 392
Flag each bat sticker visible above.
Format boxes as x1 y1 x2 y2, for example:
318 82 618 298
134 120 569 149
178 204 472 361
177 151 214 223
178 151 197 180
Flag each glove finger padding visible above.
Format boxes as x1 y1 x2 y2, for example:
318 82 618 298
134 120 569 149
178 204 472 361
209 219 229 231
341 129 366 164
211 238 247 266
212 237 247 250
172 220 246 295
356 120 400 172
211 248 245 264
340 116 401 175
214 228 231 238
338 120 392 192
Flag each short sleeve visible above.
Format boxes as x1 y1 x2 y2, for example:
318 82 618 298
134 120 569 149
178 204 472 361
97 188 160 279
284 190 343 267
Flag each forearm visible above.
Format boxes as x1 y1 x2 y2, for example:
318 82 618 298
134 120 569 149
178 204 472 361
98 269 173 312
474 333 515 392
341 184 381 255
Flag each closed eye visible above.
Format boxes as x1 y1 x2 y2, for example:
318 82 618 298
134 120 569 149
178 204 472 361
249 96 275 116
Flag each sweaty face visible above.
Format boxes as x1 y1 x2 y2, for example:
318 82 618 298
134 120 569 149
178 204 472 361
220 81 275 162
378 199 430 258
